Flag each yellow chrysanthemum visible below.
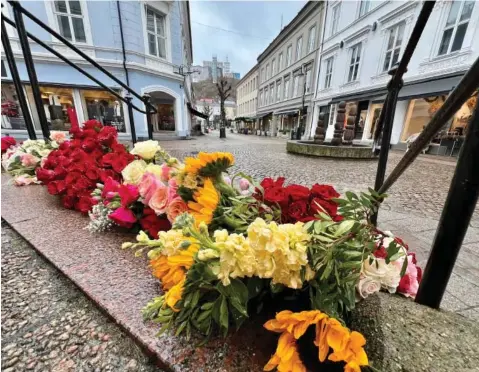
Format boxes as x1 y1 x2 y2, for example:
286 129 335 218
184 152 234 177
263 310 368 372
188 178 219 226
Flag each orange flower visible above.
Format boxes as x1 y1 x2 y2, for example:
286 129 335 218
188 178 219 226
264 310 368 372
184 152 234 177
164 277 185 312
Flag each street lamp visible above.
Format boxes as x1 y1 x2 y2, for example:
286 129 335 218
296 64 307 140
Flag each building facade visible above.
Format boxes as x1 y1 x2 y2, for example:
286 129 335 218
194 98 236 128
235 64 258 131
1 0 195 139
311 0 478 154
256 1 325 137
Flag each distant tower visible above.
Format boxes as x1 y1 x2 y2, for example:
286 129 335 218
224 55 230 74
212 54 218 83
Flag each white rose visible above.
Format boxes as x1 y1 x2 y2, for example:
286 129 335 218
130 140 159 160
357 276 381 299
121 159 148 185
381 261 402 293
362 256 388 279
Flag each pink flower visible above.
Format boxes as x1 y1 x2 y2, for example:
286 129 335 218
161 164 171 182
148 182 169 215
21 153 39 167
118 184 140 207
223 175 232 185
239 178 250 191
108 207 137 228
397 254 422 298
14 175 35 186
166 197 189 223
167 178 178 201
138 172 161 204
102 177 120 199
50 131 67 144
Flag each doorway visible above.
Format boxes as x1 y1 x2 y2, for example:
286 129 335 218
354 100 369 139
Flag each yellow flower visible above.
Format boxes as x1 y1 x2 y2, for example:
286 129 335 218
264 332 306 372
184 152 234 177
150 255 185 290
130 140 159 160
145 163 163 178
188 178 219 226
164 278 185 312
264 310 368 372
121 159 148 185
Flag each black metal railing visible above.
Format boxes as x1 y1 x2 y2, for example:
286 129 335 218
370 0 479 309
2 1 157 143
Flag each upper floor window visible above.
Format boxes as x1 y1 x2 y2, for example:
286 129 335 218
383 22 405 72
293 73 300 97
348 43 362 82
331 4 340 36
272 59 276 75
438 1 475 56
54 0 86 43
358 0 370 18
264 87 268 105
259 90 264 106
146 7 167 59
279 53 284 71
305 66 312 93
324 57 334 88
308 25 316 53
266 64 270 80
276 81 282 102
286 45 292 67
284 76 290 100
270 84 275 104
296 36 303 61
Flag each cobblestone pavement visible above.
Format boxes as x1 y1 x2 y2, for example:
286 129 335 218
1 223 163 372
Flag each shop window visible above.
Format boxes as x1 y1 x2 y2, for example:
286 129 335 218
1 83 28 130
438 1 475 56
1 60 7 78
80 89 125 132
383 22 405 72
347 43 362 82
146 6 167 59
53 0 86 43
24 85 77 131
365 103 383 139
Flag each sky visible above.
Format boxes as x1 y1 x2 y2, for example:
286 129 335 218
190 1 307 77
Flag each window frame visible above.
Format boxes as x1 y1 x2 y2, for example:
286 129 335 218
305 65 313 93
276 80 282 102
358 0 370 18
330 3 341 36
141 3 171 62
278 52 284 71
347 43 362 83
266 63 270 80
286 45 292 67
383 21 406 72
48 0 92 44
284 75 290 100
437 0 475 56
270 84 275 105
293 73 300 97
324 57 334 88
296 36 303 61
272 58 276 76
307 25 316 53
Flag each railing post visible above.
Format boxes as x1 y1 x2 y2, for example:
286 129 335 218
415 99 479 309
125 95 137 144
143 94 153 140
371 67 403 226
1 17 36 140
11 3 50 140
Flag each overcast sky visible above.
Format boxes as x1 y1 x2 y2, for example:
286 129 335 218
190 1 307 76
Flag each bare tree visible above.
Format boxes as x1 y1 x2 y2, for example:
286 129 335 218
216 78 231 137
202 105 213 129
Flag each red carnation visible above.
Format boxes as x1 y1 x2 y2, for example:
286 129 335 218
100 169 121 183
65 171 83 186
260 177 285 189
81 137 98 153
85 167 100 181
285 184 310 201
118 184 140 207
47 180 66 195
111 154 134 173
1 136 16 153
36 168 56 183
53 166 67 180
61 195 77 209
110 142 127 154
102 177 120 198
83 120 103 131
76 196 95 213
140 207 171 238
311 184 340 200
97 126 118 146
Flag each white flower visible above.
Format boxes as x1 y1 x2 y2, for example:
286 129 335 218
121 160 148 185
357 275 381 299
362 257 389 279
130 140 159 160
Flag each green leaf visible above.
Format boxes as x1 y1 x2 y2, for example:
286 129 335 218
197 309 212 323
304 220 315 232
219 296 229 330
321 260 333 280
201 302 214 310
400 255 409 278
175 321 188 336
247 277 265 299
346 191 358 201
334 220 355 237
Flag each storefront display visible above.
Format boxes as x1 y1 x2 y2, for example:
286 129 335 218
80 89 125 132
1 84 27 130
365 103 383 140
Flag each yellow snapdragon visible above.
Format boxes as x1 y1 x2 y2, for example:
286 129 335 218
158 229 195 256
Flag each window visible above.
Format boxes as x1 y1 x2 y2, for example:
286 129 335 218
53 0 86 43
267 64 271 80
358 0 370 17
331 4 340 36
305 66 312 93
272 59 276 75
286 45 292 67
264 88 268 105
308 26 316 53
284 76 290 100
146 7 167 59
260 90 264 106
296 37 303 61
324 57 334 88
383 22 405 72
261 68 264 82
270 84 275 104
293 74 300 97
279 53 283 71
438 1 475 55
1 60 7 78
277 81 282 102
255 97 257 110
348 43 362 82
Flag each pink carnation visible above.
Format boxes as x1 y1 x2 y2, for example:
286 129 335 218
108 207 137 228
166 197 188 223
21 153 39 167
138 172 162 204
148 182 169 215
50 131 67 144
397 254 422 298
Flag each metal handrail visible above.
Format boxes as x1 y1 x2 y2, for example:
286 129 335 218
6 0 157 115
3 15 148 115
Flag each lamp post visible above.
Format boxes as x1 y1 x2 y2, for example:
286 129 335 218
296 64 307 140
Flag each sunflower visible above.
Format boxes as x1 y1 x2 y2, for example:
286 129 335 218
184 152 234 177
188 178 219 226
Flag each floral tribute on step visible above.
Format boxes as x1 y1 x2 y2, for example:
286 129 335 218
2 122 422 372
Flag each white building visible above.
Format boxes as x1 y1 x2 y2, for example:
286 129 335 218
194 99 236 127
311 0 478 153
235 64 259 131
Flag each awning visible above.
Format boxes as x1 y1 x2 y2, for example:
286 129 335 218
274 109 301 116
255 112 273 119
329 87 387 104
397 74 463 101
187 103 208 119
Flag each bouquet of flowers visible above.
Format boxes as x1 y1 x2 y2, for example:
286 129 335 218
121 151 422 372
2 133 66 185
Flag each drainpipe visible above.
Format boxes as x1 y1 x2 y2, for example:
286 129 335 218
117 1 130 86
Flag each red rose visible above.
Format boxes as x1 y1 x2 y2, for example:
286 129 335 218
108 206 137 228
311 184 340 200
373 246 388 259
118 184 139 207
61 195 77 209
100 169 121 183
285 184 310 201
57 155 72 169
110 142 127 154
65 171 83 186
73 176 94 191
264 186 287 204
83 120 103 131
260 177 285 189
36 168 56 183
97 126 118 146
111 154 134 173
288 200 308 222
47 180 66 195
41 158 57 170
140 207 171 238
311 197 338 218
1 136 16 153
53 166 67 180
75 196 95 213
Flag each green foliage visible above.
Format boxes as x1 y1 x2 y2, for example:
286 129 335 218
177 185 195 202
333 188 387 223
